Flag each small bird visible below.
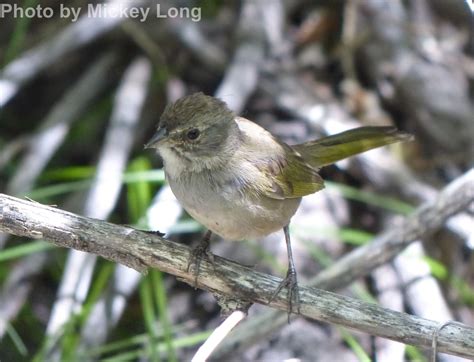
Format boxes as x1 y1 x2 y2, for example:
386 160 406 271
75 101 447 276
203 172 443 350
145 92 412 315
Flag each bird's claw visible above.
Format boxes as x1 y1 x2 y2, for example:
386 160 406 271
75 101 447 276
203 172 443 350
187 232 214 286
268 268 300 323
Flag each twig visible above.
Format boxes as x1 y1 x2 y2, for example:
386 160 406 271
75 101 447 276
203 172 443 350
312 169 474 288
165 18 227 71
0 136 30 171
215 0 266 111
192 311 246 362
372 264 406 361
1 169 473 359
394 242 453 321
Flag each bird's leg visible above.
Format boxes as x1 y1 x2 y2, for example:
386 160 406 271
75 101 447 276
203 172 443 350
269 225 300 322
187 230 214 286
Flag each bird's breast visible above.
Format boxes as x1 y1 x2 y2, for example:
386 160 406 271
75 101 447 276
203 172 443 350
165 169 301 240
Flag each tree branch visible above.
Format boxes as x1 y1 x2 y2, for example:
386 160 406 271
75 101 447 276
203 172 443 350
311 168 474 290
0 188 473 358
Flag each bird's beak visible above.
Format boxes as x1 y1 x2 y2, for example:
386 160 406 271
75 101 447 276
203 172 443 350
145 127 167 149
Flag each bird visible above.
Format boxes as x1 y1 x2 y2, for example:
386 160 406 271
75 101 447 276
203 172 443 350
145 92 412 316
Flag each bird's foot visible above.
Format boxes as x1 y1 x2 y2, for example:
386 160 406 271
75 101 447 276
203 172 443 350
268 267 300 323
186 231 214 286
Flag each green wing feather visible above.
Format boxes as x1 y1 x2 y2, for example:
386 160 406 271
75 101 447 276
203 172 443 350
259 145 325 200
255 126 411 200
293 126 413 168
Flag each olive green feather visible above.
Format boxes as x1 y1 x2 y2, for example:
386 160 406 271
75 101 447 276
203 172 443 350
260 126 411 200
293 126 413 168
260 145 324 200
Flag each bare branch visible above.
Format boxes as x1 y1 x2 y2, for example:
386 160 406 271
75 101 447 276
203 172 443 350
192 311 246 362
215 0 266 111
1 169 474 359
312 169 474 289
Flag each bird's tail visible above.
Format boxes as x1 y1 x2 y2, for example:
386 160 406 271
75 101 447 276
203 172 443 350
293 126 413 168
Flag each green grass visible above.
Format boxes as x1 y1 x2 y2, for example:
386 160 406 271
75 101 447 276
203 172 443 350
129 157 177 361
0 241 55 262
5 323 28 357
339 328 371 362
83 330 211 361
41 166 96 181
293 225 374 246
140 276 161 362
126 158 155 223
25 169 165 200
406 345 427 361
152 270 177 362
325 181 415 214
425 256 474 306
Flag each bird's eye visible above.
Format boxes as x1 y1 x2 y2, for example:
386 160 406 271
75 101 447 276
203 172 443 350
186 128 200 140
